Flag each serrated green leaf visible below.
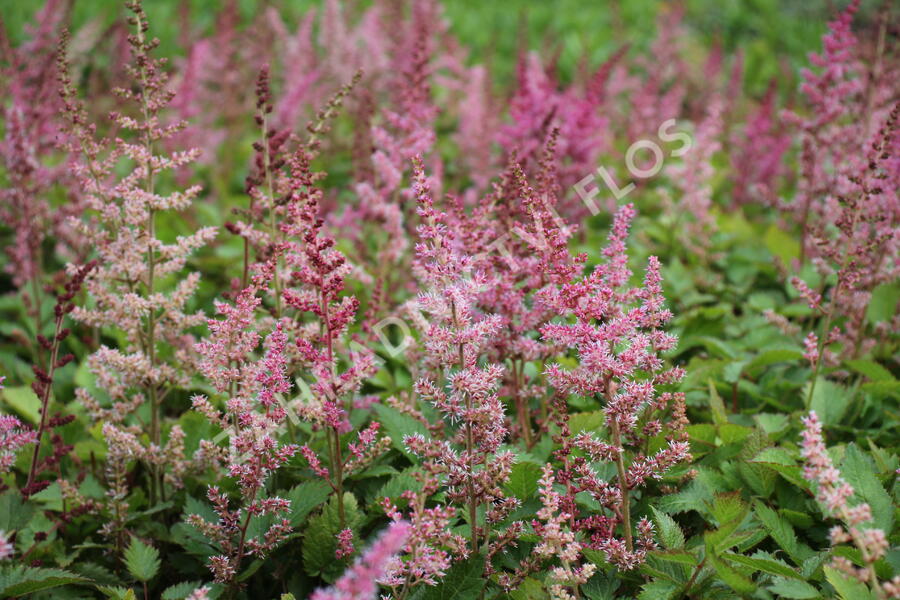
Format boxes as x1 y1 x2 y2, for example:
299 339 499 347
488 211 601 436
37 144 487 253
302 493 362 582
709 554 756 594
503 462 542 501
0 492 36 532
844 360 895 382
767 577 821 598
807 378 850 426
161 581 203 600
0 565 92 596
724 552 802 579
824 566 876 600
417 556 486 600
0 385 40 424
637 579 679 600
841 444 893 533
651 507 685 549
287 480 332 527
754 501 813 564
123 537 160 582
373 404 428 458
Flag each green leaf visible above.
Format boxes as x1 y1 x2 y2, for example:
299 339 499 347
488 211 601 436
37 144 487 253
287 480 332 527
302 493 362 581
707 380 729 427
161 581 203 600
746 348 803 372
0 385 40 424
373 404 428 458
866 282 899 324
0 565 91 596
841 444 893 533
807 378 850 426
0 492 36 531
844 360 895 382
754 501 813 564
636 580 679 600
767 578 821 599
710 492 747 527
651 507 685 550
709 554 756 594
651 550 698 567
509 577 548 600
568 411 605 434
724 552 802 579
503 462 542 501
123 537 160 582
764 223 800 264
417 556 486 600
824 566 876 600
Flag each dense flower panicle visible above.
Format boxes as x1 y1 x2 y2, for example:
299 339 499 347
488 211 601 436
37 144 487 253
528 465 597 600
190 317 298 584
58 0 219 545
538 203 689 569
779 0 899 363
0 414 36 475
312 521 411 600
800 411 893 593
730 82 792 207
0 0 82 292
379 493 468 588
665 95 723 250
7 0 899 598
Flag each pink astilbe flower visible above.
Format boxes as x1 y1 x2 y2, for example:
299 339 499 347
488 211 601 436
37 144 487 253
539 203 689 569
279 135 387 537
311 520 411 600
379 493 468 589
189 324 298 585
780 1 899 365
664 95 723 252
60 1 217 507
527 465 597 599
0 0 83 329
0 414 36 475
800 411 894 596
0 530 13 561
730 82 792 207
399 158 519 568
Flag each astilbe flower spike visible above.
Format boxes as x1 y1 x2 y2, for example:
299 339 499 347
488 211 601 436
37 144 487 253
60 0 217 512
311 520 411 600
0 0 83 331
529 465 597 600
800 411 899 598
189 320 298 586
279 119 385 540
782 0 899 369
396 157 520 580
0 375 37 478
539 203 690 569
23 261 95 498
